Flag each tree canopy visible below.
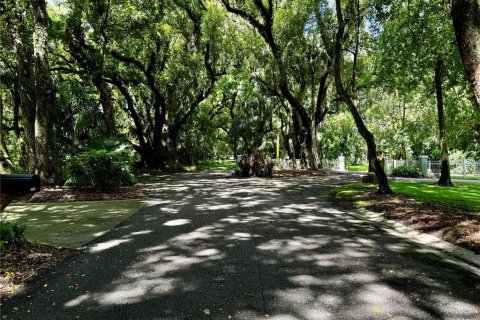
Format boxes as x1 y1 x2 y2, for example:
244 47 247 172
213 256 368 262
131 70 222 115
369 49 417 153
0 0 479 190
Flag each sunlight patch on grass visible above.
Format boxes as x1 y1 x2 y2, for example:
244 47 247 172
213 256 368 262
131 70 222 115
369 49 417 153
2 200 144 249
331 181 480 214
391 181 480 212
347 164 369 172
184 160 237 172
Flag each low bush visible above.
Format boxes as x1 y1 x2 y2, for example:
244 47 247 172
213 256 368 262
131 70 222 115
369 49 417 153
391 165 424 178
0 221 26 251
65 149 137 191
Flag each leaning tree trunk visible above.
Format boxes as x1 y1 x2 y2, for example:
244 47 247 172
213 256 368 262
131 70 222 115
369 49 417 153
32 0 58 183
0 93 15 172
334 0 392 194
94 75 117 137
8 1 37 173
450 0 480 110
435 59 453 187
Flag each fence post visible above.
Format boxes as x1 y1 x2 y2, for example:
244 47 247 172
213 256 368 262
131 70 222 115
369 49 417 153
384 156 390 173
338 155 346 171
463 158 467 179
419 155 429 176
296 159 301 170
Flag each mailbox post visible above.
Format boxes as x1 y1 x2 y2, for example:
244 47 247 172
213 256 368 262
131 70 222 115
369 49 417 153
0 174 41 211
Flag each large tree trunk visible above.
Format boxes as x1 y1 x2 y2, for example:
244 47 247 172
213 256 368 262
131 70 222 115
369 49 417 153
0 93 15 172
108 76 149 161
334 0 392 194
291 108 304 161
450 0 480 110
32 0 58 183
308 66 319 170
10 2 37 173
307 130 320 170
435 59 453 187
93 75 117 137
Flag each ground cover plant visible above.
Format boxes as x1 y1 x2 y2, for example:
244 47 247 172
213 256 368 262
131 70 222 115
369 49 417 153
65 149 137 191
0 221 26 252
330 182 480 252
391 165 425 178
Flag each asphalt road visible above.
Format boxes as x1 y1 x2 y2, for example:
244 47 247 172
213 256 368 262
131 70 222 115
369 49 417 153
1 172 479 320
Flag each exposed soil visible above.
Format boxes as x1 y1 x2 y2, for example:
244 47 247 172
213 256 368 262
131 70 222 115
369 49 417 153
28 184 147 203
0 243 76 299
336 192 480 253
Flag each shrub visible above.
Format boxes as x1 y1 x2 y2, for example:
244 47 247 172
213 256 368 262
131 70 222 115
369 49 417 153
391 165 424 178
0 221 26 251
65 149 137 191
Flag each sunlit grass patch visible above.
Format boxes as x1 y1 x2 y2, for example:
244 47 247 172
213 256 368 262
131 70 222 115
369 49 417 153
347 164 369 172
391 181 480 212
184 160 237 172
331 181 480 214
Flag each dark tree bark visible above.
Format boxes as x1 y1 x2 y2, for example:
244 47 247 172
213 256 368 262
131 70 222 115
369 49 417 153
7 0 37 173
291 108 304 160
11 84 21 137
450 0 480 110
0 93 15 172
334 0 392 195
106 75 151 164
229 92 238 159
110 45 168 168
93 75 117 137
32 0 58 183
435 59 453 187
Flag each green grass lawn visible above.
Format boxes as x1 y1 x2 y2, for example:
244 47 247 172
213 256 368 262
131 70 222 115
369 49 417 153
185 159 237 172
1 200 144 249
451 175 480 181
331 181 480 213
347 164 368 172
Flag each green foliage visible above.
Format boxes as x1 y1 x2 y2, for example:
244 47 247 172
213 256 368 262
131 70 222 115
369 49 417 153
391 165 424 178
429 149 442 161
1 0 479 175
65 149 137 191
0 220 26 251
323 112 366 162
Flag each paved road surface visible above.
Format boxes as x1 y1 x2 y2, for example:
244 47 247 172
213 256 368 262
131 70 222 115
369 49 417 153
2 173 479 319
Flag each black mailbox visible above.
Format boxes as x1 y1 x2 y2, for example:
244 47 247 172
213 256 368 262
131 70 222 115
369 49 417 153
0 174 41 211
1 174 41 194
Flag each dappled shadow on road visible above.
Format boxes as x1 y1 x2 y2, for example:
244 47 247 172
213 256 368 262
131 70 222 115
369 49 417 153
3 172 480 320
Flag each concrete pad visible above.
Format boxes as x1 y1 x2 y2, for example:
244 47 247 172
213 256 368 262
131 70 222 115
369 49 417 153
2 200 144 248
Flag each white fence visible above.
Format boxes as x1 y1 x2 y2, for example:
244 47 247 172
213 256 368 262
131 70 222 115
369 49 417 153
279 156 480 179
385 157 480 179
278 158 346 171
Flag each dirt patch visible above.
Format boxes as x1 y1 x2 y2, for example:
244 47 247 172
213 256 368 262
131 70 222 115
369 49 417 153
337 192 480 253
28 184 147 203
0 243 76 299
